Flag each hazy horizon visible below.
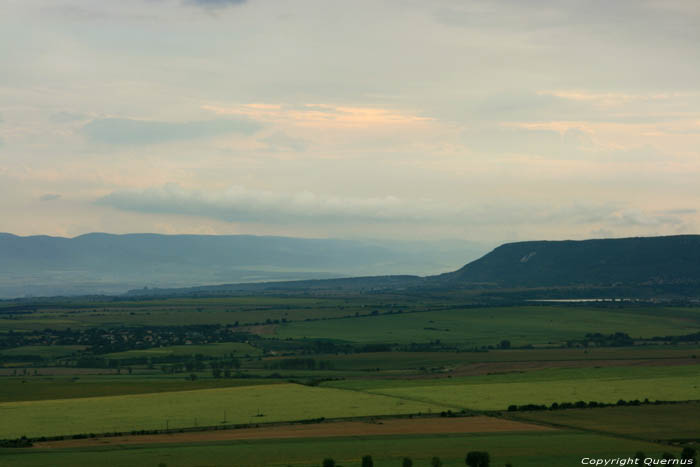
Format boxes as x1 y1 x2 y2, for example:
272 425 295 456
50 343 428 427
2 0 699 244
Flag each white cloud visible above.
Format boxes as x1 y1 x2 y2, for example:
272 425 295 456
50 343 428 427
82 117 260 145
96 184 697 233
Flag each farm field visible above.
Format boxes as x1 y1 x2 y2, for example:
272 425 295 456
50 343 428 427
32 416 554 448
324 364 700 410
0 296 419 331
513 402 700 441
0 383 448 439
0 375 283 403
102 342 262 359
0 431 677 467
2 297 699 465
0 345 87 359
274 306 700 346
314 347 700 371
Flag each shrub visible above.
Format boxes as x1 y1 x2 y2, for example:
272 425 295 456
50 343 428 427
466 451 490 467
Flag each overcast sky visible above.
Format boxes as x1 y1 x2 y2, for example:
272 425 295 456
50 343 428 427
1 0 699 243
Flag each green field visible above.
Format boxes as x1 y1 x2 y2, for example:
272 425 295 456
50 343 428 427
0 296 388 331
0 432 677 467
0 376 283 403
291 347 700 371
324 365 700 410
103 342 262 359
0 345 87 359
275 306 700 346
2 297 700 465
515 402 700 441
0 383 447 438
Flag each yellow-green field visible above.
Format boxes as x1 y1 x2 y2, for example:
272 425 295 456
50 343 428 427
324 365 700 410
0 383 447 438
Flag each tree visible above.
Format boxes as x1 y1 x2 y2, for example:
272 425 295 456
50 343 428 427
402 458 413 467
499 340 511 349
431 457 443 467
322 458 335 467
681 448 696 463
466 451 490 467
362 455 374 467
634 452 645 464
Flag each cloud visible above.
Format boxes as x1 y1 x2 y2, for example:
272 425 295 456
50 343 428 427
259 132 307 152
203 103 432 129
539 90 699 108
185 0 247 9
608 209 690 227
97 184 415 224
96 184 696 232
82 117 260 145
39 194 61 202
51 111 88 123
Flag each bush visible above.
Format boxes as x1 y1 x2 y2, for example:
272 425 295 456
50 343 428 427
361 454 374 467
322 458 335 467
466 451 490 467
0 436 33 448
681 447 696 463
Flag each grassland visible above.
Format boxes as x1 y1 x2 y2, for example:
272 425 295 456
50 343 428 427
0 432 677 467
0 383 448 438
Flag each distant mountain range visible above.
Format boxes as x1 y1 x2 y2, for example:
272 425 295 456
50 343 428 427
3 233 700 299
123 235 700 298
0 233 486 298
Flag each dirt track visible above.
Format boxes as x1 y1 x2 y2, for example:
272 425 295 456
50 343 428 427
34 416 554 449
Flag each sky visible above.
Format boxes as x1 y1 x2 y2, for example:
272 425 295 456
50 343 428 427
1 0 699 244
